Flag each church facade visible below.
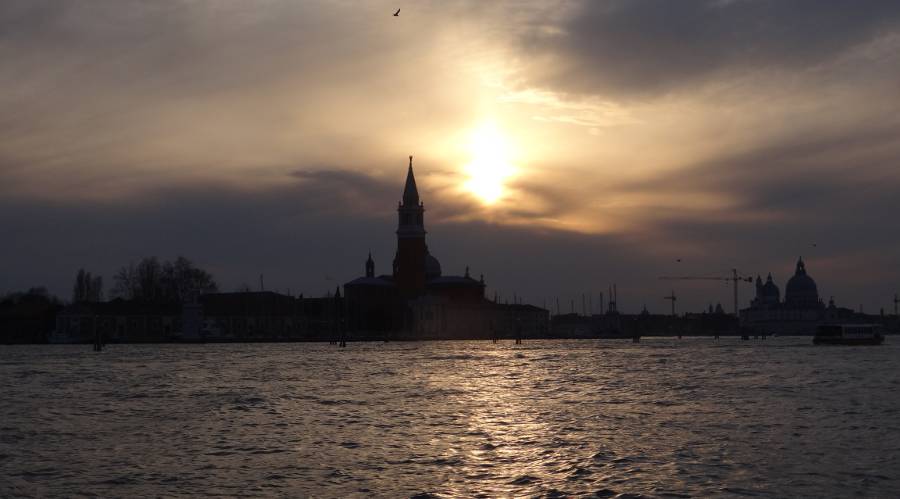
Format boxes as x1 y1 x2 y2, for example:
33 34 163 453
344 157 546 339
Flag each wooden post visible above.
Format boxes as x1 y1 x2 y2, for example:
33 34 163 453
93 315 103 352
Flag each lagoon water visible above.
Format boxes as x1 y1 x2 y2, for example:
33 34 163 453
1 338 899 498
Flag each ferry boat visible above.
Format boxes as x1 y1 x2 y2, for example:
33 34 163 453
813 324 885 345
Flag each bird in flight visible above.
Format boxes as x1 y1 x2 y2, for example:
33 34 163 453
393 8 400 16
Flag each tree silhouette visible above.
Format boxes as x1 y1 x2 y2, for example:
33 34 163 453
72 268 103 303
112 256 218 302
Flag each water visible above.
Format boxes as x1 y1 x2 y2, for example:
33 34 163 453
1 338 899 498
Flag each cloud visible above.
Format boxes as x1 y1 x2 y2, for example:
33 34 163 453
518 0 900 97
2 0 900 312
290 169 400 216
612 119 900 295
0 0 486 198
626 120 900 216
0 169 661 307
2 151 898 312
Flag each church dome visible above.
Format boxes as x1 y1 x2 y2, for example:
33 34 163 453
425 252 442 280
785 257 819 307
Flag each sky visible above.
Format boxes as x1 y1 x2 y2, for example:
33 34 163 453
2 0 900 313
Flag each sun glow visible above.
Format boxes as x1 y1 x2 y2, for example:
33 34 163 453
462 122 516 204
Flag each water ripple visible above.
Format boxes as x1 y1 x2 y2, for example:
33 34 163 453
1 338 899 497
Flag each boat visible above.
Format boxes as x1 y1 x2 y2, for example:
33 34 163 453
813 324 885 345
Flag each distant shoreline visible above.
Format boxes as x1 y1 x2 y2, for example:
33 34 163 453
8 332 888 346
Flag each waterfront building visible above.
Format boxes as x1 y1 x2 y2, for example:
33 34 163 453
185 291 305 341
55 299 181 343
54 291 342 343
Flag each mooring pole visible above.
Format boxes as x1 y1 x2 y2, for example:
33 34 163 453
92 314 103 352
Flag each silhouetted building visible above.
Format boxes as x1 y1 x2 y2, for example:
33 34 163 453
488 303 549 339
344 259 402 334
411 299 548 340
393 156 434 297
53 291 344 343
344 157 546 339
740 257 880 335
0 291 61 344
550 302 738 338
551 313 599 338
55 299 181 343
183 291 306 340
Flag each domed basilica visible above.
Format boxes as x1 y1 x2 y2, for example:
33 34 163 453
750 258 823 310
741 257 853 335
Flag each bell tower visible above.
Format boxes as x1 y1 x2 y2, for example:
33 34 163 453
393 156 427 295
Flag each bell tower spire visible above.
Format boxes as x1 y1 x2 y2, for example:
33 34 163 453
394 155 427 295
397 155 425 238
402 155 420 206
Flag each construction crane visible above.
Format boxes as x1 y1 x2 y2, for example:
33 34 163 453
659 268 754 317
663 290 677 316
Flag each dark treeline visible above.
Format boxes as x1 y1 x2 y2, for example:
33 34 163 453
1 256 218 343
1 287 62 307
109 256 218 303
63 256 218 304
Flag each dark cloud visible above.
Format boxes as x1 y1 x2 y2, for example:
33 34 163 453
2 162 897 313
522 0 900 96
0 171 394 299
0 170 664 309
290 169 400 215
2 0 900 313
637 121 900 218
612 120 900 307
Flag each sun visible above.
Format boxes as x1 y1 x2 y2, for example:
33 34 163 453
462 121 516 204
